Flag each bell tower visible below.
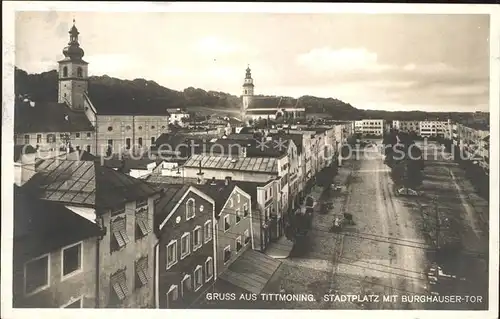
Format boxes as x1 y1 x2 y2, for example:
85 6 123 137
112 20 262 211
241 65 254 121
58 19 89 111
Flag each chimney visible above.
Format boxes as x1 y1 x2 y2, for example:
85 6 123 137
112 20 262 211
225 176 231 186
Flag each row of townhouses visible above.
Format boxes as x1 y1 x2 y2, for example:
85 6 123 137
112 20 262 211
13 156 256 309
446 122 490 174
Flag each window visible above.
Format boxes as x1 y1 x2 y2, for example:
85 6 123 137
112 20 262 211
166 240 177 269
86 132 91 138
86 145 91 153
167 285 178 306
186 199 195 220
77 67 83 78
135 202 151 240
36 134 42 143
204 220 212 243
193 226 202 251
151 137 155 144
126 138 131 150
237 194 241 203
135 256 151 288
151 125 155 129
223 245 231 264
224 215 230 232
62 242 82 278
236 209 241 224
24 134 30 144
204 257 213 282
194 265 203 291
138 137 143 147
110 270 129 303
46 134 56 143
229 198 234 208
180 233 190 259
244 229 250 244
24 254 49 295
111 217 130 252
243 203 249 217
75 132 81 138
138 126 143 130
62 298 82 308
236 236 242 252
181 274 191 297
62 66 68 77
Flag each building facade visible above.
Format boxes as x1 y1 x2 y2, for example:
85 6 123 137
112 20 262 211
154 185 216 309
22 159 160 308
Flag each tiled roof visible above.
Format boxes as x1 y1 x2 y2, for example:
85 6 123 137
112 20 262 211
277 97 300 109
184 154 279 174
23 159 159 210
197 138 288 158
146 174 199 185
152 184 190 230
268 132 303 154
14 186 103 261
14 144 37 162
247 97 281 110
196 180 237 216
14 100 94 134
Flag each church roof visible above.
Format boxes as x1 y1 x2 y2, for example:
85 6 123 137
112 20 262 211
14 99 94 134
247 97 281 109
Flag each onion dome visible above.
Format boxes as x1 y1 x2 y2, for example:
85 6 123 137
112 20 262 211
62 20 85 60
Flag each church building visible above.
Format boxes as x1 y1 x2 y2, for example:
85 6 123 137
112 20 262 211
240 66 306 124
15 21 170 157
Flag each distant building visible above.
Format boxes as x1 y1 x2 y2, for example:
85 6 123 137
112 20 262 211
419 120 450 138
240 66 306 123
16 21 171 156
354 119 385 136
167 109 190 127
392 120 420 133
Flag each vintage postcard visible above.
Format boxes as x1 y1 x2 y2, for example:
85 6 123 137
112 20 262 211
2 2 499 319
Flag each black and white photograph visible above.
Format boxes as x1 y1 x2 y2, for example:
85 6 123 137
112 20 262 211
2 2 499 318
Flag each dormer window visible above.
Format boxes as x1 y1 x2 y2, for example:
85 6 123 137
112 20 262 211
186 199 195 220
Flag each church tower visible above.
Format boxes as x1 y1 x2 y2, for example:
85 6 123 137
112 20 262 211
58 20 89 111
241 65 254 121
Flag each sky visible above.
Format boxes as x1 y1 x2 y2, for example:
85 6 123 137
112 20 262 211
15 12 491 112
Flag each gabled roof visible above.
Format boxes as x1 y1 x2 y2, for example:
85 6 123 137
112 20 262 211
152 184 190 229
14 185 103 261
86 86 172 116
195 180 238 217
14 100 94 134
268 132 303 154
247 97 281 110
233 180 272 206
184 154 279 174
23 159 159 211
